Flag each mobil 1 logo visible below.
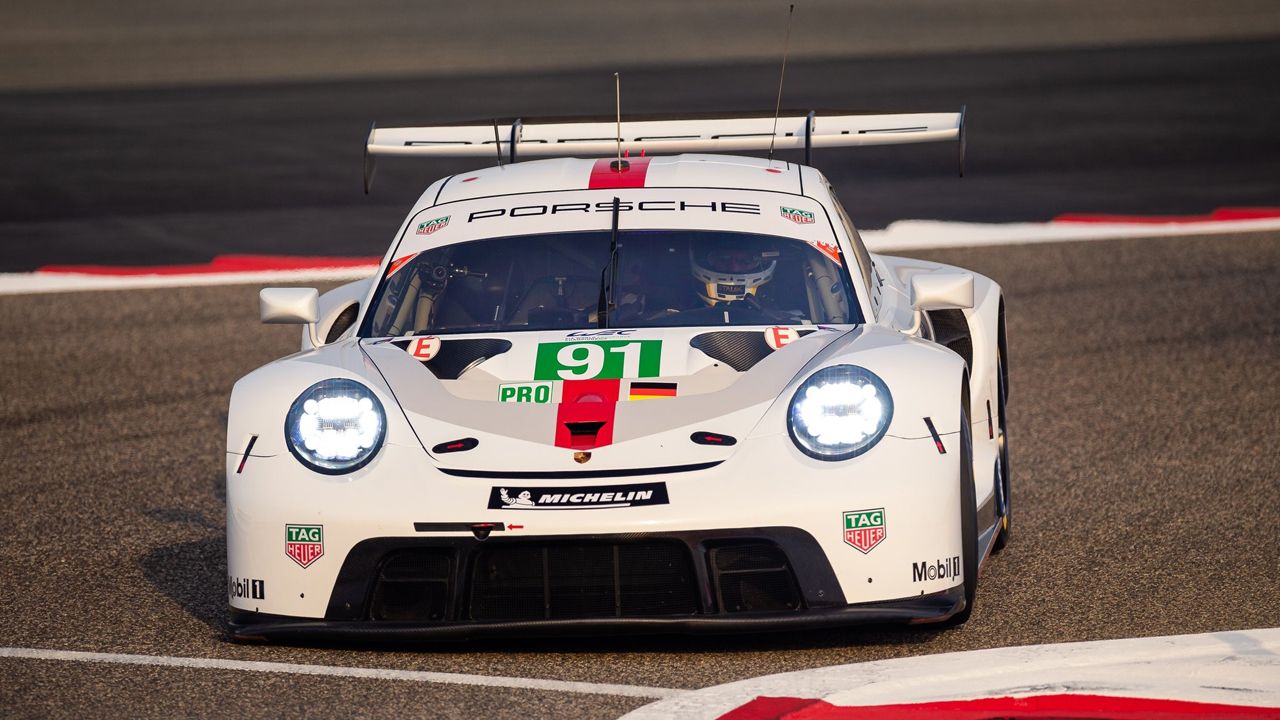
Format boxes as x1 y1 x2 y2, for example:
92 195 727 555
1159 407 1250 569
913 556 962 583
227 576 265 600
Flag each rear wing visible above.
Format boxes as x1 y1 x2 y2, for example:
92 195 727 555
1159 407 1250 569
364 109 965 192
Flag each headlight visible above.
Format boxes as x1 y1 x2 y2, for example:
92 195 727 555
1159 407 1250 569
787 365 893 461
285 378 386 474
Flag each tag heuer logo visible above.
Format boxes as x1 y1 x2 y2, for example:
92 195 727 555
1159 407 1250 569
416 215 450 235
843 508 886 553
781 206 816 224
285 524 324 568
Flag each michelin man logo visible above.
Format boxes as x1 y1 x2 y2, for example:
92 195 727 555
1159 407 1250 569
499 489 536 507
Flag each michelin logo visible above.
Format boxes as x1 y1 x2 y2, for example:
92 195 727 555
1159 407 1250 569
489 482 669 510
912 556 962 583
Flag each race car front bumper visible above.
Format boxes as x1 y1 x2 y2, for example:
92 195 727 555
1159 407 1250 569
228 526 965 642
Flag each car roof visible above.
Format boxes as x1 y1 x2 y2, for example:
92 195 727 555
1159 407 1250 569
420 154 820 211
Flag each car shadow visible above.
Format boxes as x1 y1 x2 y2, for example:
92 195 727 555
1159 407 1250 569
140 535 228 634
140 485 228 635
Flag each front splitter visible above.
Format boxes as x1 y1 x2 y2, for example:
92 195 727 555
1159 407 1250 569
229 585 964 644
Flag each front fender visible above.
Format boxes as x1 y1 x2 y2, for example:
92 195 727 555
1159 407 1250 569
750 324 969 445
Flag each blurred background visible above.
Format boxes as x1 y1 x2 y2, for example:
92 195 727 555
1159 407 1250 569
2 0 1278 269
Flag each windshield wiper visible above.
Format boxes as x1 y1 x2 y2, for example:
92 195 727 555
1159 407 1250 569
597 196 622 328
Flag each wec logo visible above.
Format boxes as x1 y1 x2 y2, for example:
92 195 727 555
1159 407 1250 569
285 524 324 568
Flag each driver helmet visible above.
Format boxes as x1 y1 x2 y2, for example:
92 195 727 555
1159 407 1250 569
689 236 777 304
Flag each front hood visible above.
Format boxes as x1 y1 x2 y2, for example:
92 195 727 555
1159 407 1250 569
362 326 852 473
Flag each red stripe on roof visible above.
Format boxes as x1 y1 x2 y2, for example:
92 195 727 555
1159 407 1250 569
588 157 652 189
1053 207 1280 224
716 693 1280 720
37 254 380 276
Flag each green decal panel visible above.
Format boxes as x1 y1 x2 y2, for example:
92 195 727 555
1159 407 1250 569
498 381 555 403
534 340 662 381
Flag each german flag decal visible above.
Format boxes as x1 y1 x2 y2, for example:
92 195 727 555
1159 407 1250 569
629 381 677 401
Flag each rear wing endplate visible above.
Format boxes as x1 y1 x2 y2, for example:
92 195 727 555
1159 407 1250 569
364 109 965 193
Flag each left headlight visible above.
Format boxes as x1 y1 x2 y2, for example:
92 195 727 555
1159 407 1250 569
787 365 893 461
285 378 386 474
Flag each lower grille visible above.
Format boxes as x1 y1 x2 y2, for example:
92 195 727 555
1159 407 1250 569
710 542 802 613
469 541 699 621
349 532 823 625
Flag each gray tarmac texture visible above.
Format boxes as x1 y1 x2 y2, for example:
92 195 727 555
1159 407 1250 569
4 39 1280 271
4 0 1277 92
1 231 1278 717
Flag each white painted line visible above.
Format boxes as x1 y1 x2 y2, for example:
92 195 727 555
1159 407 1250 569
622 627 1280 719
862 217 1280 252
0 266 377 296
0 646 688 700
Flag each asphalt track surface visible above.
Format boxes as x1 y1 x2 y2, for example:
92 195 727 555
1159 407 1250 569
3 20 1280 717
3 39 1280 271
1 229 1278 717
7 0 1280 92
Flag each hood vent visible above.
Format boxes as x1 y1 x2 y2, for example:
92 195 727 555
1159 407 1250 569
392 338 513 379
690 330 816 371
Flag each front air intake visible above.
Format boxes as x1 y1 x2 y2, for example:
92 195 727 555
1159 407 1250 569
709 542 802 613
369 549 453 621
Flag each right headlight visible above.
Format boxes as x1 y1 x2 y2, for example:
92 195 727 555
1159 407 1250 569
285 378 386 474
787 365 893 461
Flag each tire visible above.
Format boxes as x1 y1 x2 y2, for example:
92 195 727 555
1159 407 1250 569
938 385 979 628
992 343 1012 552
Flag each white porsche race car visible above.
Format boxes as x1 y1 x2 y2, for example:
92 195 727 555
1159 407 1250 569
226 112 1011 641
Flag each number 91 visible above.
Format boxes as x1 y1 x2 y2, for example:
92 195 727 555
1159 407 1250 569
557 343 604 379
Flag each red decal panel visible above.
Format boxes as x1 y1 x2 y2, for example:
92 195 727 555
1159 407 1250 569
716 693 1280 720
555 379 620 449
588 157 652 189
1053 206 1280 224
37 254 379 276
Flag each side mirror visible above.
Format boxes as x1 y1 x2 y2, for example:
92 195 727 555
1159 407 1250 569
903 272 973 336
910 272 974 311
260 288 321 347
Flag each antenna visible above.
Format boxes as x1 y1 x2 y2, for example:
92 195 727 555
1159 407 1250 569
767 4 796 162
491 119 504 168
614 72 623 169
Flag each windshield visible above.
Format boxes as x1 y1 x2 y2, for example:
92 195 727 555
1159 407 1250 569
364 229 860 336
